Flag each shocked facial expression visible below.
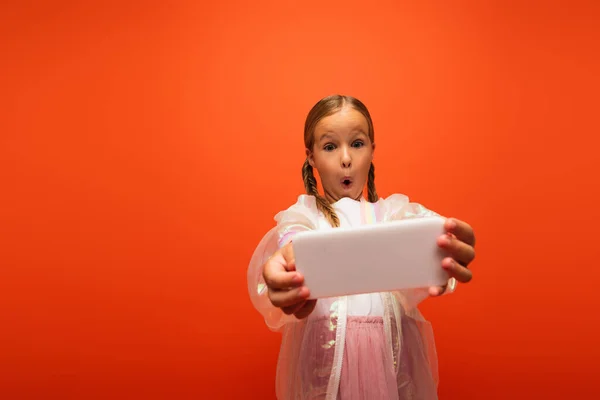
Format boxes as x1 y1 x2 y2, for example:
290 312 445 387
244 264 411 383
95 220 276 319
307 106 375 203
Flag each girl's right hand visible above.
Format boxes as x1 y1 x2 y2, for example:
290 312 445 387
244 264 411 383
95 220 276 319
262 242 317 319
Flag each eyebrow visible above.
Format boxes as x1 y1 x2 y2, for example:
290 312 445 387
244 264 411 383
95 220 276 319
319 133 335 142
318 130 368 143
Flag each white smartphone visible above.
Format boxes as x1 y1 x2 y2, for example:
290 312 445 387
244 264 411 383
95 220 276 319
292 217 449 299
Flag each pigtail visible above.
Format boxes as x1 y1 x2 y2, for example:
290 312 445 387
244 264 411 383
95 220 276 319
302 159 340 228
368 162 378 203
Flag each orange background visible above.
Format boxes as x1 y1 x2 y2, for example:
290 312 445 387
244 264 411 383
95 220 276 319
1 1 599 399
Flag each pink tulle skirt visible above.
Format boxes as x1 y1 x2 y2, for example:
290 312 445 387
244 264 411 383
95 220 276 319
298 316 398 399
338 316 398 400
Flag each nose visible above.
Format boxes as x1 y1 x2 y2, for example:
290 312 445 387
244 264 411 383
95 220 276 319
341 147 352 168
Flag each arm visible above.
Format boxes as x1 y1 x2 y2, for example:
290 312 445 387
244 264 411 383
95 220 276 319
247 226 298 331
247 197 320 331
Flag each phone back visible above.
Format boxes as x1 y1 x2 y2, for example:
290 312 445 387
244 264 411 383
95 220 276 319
292 217 449 299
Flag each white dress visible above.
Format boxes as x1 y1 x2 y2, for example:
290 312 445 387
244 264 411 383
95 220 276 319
247 194 456 399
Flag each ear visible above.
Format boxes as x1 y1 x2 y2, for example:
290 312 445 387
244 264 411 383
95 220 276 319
305 148 315 167
371 142 376 161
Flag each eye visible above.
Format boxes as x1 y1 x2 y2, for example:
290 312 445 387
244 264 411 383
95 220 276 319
324 143 336 151
352 140 364 148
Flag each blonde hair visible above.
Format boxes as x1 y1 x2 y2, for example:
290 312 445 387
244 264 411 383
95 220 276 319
302 95 378 227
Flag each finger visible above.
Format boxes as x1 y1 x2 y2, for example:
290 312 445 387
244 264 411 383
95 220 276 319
263 257 305 290
437 234 476 266
442 257 473 283
281 242 297 272
282 300 306 315
445 218 476 247
294 299 317 319
268 285 310 308
428 285 447 297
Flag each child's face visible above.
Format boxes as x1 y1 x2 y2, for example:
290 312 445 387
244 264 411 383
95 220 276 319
307 106 375 203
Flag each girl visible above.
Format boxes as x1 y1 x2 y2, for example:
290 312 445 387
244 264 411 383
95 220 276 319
247 95 476 400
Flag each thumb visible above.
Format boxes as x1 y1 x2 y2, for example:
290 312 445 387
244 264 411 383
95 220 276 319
281 242 297 272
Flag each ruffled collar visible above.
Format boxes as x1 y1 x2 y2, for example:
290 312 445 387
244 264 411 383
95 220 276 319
295 194 392 211
331 196 364 207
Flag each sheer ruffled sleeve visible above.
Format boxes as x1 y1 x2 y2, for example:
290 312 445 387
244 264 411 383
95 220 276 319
378 194 457 312
247 195 320 332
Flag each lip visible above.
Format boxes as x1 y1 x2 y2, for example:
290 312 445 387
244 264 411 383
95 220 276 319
341 176 353 189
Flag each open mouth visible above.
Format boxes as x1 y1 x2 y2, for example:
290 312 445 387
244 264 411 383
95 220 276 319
341 177 353 188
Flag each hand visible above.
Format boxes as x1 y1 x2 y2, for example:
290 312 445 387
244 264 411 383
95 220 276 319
262 242 317 319
429 218 476 296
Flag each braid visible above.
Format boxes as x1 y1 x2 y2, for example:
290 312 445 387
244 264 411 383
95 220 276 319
302 159 340 227
368 162 378 202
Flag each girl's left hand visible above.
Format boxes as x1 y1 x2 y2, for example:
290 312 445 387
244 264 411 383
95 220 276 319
429 218 476 296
